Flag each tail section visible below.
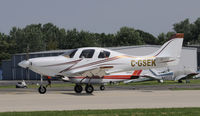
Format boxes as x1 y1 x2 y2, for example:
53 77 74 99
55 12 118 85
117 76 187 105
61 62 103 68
152 33 184 58
147 33 184 67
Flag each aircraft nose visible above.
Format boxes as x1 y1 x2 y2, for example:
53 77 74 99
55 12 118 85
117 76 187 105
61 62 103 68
18 60 31 68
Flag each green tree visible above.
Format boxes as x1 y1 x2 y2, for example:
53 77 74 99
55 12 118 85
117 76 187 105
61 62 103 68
157 32 175 45
99 33 115 47
136 29 157 45
42 23 60 50
115 27 144 46
157 33 166 45
191 18 200 44
173 19 192 45
65 29 79 49
0 33 11 64
10 24 45 53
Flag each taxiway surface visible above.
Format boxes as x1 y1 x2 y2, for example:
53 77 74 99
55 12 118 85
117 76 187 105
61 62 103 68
0 90 200 112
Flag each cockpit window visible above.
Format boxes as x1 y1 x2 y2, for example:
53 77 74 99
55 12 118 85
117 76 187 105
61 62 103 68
62 49 77 58
79 49 95 58
98 50 110 58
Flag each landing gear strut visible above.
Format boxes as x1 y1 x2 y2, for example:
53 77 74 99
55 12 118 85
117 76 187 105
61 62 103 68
74 84 83 93
85 84 94 94
100 85 105 91
38 75 47 94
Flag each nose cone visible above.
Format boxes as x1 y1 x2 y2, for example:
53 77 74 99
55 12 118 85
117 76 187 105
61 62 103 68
18 60 31 68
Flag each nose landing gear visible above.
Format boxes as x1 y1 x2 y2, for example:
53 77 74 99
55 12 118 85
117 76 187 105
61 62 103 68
38 75 48 94
38 85 46 94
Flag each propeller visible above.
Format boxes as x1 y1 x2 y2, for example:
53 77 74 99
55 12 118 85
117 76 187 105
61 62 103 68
18 45 31 68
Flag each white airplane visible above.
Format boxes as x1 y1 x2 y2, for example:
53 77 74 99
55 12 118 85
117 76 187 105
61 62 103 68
18 33 184 94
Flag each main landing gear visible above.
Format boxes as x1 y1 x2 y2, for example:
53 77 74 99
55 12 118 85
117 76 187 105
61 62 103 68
85 84 94 94
74 84 83 93
74 84 105 94
74 84 94 94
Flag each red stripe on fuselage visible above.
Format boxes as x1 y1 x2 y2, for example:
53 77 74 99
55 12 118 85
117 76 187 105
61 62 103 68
132 70 142 76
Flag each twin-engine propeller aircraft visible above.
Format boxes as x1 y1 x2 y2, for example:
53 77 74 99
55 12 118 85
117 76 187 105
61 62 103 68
18 33 184 94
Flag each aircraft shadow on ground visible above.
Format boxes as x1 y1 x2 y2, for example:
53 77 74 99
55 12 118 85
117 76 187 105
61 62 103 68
61 92 94 96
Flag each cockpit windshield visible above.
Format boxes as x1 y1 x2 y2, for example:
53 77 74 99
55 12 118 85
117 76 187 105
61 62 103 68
62 49 77 58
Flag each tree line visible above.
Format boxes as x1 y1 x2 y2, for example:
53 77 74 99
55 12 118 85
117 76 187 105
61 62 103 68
0 17 200 64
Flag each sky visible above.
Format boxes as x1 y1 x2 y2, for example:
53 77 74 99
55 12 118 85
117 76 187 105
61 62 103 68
0 0 199 36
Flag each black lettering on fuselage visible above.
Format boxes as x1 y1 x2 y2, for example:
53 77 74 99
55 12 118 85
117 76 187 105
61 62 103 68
131 59 156 67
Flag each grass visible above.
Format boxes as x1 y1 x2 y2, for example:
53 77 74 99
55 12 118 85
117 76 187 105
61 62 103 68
0 83 75 89
106 79 200 87
121 79 200 86
0 85 15 89
0 108 200 116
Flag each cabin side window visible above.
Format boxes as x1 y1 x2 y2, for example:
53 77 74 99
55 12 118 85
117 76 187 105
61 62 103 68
79 49 95 58
98 50 110 58
62 49 77 58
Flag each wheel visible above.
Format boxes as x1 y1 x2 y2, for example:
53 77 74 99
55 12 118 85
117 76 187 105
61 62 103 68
157 80 164 83
74 84 83 93
38 85 46 94
85 85 94 94
178 80 183 83
100 85 105 91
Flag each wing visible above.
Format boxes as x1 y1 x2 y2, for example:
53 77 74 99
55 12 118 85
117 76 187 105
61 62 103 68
81 67 106 77
140 75 159 80
123 74 159 84
71 66 114 77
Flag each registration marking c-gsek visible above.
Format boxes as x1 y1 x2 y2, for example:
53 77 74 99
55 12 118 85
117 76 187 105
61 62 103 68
131 59 156 67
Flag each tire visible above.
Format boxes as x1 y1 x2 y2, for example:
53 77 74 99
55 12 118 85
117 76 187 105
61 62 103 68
100 85 105 91
85 85 94 94
38 85 46 94
74 84 83 93
24 86 28 88
178 80 183 83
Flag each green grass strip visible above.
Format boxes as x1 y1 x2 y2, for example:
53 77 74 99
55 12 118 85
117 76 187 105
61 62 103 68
0 107 200 116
